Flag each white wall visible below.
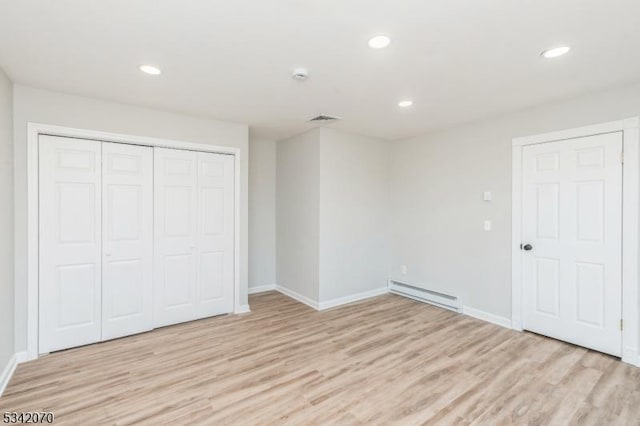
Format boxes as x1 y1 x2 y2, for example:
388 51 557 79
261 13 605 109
275 127 390 304
319 128 389 302
13 85 249 352
276 129 321 301
389 81 640 319
0 68 14 374
249 135 276 289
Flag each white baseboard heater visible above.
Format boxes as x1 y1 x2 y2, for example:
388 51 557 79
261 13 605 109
388 280 461 313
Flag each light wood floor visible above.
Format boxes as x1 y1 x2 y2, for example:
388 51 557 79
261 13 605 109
2 292 640 425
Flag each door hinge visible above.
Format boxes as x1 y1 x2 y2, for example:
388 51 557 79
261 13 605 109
620 319 624 331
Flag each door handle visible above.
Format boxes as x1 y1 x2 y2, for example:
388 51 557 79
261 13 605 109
522 244 533 251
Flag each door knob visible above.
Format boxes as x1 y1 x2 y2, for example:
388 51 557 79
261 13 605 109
522 244 533 251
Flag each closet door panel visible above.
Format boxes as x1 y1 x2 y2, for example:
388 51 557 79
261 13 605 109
39 135 102 353
197 152 235 317
102 142 154 340
154 148 198 327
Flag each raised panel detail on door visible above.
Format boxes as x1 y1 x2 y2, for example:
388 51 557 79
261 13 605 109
536 152 559 172
576 262 605 327
535 258 560 317
39 135 102 353
200 251 224 300
154 148 198 327
201 187 225 235
576 147 605 169
576 181 604 242
164 186 192 237
102 142 153 340
164 254 193 307
106 260 144 318
196 152 234 318
58 183 96 242
536 183 559 239
522 132 623 356
57 264 97 327
107 185 141 240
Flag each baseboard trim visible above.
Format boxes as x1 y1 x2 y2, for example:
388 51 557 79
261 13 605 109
235 304 251 314
274 285 320 310
0 353 19 397
511 316 523 332
463 305 512 329
273 285 390 311
622 347 640 367
248 284 277 294
318 287 389 310
15 351 29 364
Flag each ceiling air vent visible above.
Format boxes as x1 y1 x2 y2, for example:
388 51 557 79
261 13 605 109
309 115 340 122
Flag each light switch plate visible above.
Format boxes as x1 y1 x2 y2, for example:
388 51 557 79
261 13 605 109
400 265 407 275
483 191 492 201
484 220 492 231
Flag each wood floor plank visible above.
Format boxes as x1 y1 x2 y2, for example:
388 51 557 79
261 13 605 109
1 291 639 425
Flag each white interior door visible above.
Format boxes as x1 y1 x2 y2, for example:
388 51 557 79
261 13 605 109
154 148 198 327
39 135 102 353
102 142 154 340
196 152 235 318
521 132 623 356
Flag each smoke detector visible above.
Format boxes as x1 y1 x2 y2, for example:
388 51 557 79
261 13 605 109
291 68 309 81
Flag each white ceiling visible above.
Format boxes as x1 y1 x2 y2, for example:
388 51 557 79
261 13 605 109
1 0 640 141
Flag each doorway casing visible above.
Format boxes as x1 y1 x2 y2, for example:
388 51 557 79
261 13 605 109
511 117 640 366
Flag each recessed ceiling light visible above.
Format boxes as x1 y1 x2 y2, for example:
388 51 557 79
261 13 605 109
541 46 571 59
139 64 162 75
368 35 391 49
398 100 413 108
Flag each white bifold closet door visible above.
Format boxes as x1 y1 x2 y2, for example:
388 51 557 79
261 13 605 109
196 151 235 318
39 136 154 353
39 135 103 353
154 148 235 328
101 142 154 340
40 137 234 352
